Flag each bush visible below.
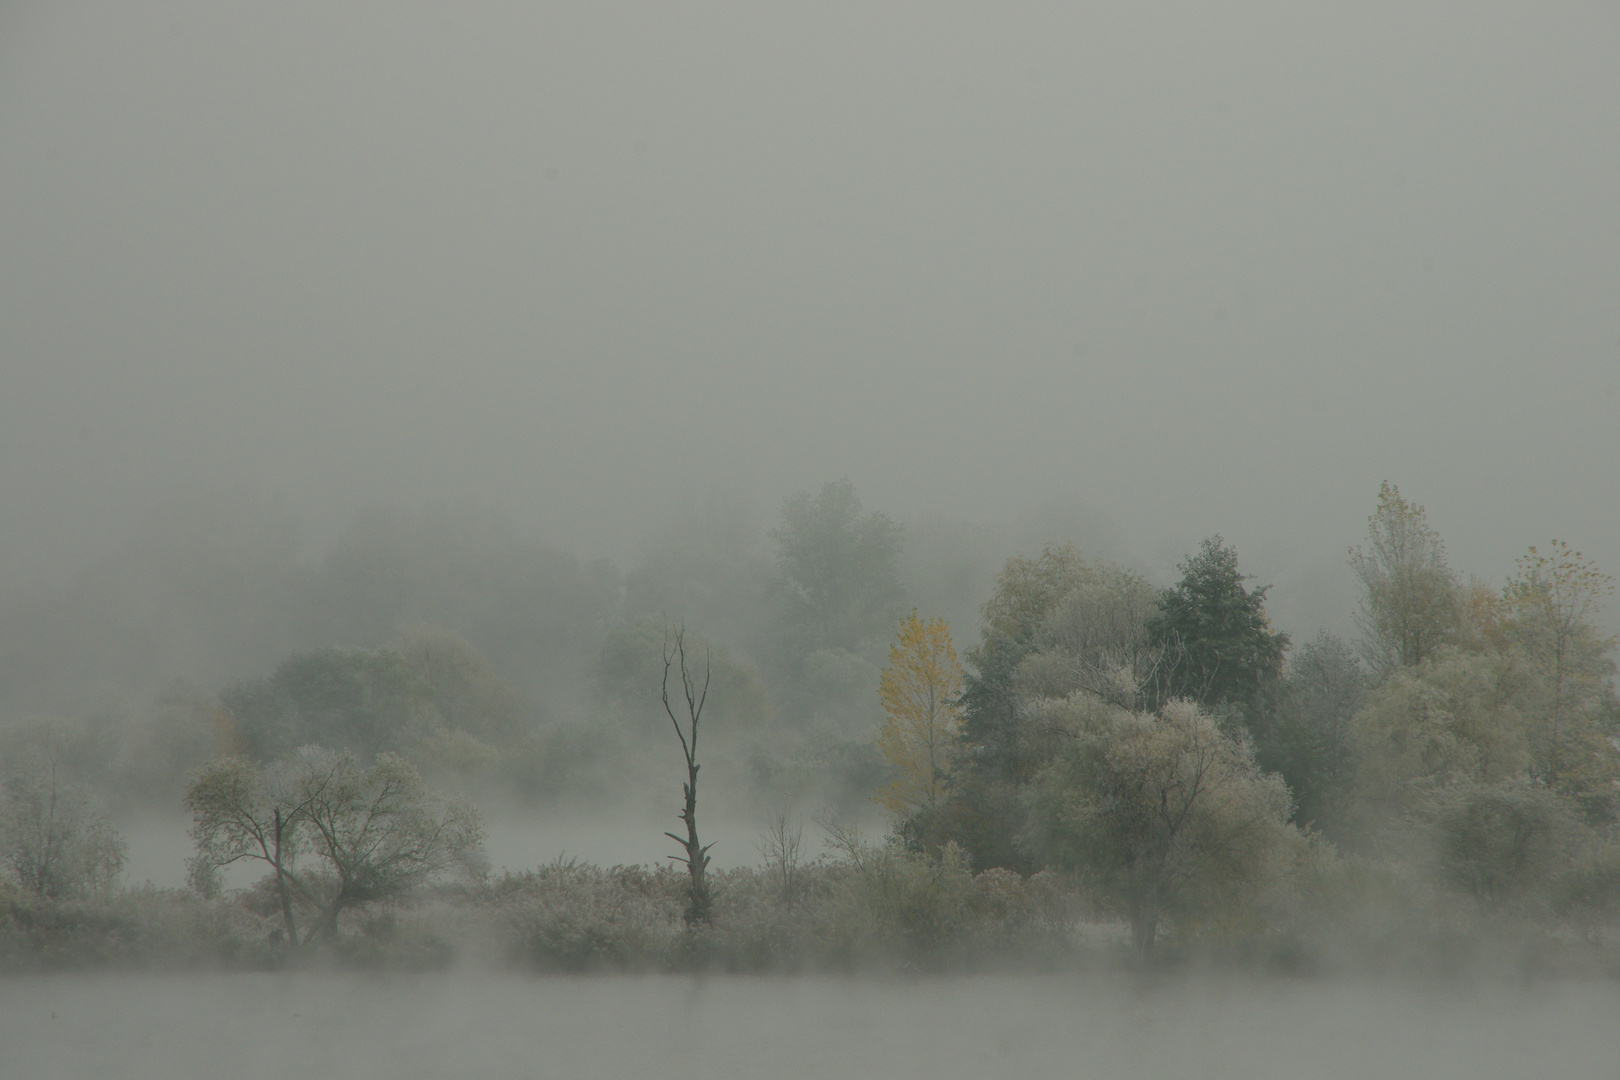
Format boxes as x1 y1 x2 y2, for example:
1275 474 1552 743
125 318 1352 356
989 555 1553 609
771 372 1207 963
1433 782 1576 910
0 880 276 971
478 860 687 972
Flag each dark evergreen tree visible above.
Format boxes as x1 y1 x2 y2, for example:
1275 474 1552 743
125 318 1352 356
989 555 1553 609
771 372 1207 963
1147 536 1289 728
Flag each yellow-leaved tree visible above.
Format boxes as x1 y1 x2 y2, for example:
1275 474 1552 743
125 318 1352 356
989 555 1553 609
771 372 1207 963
875 612 964 819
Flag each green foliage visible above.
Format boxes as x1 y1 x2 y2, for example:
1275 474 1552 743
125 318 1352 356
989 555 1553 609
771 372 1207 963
395 624 531 746
1349 482 1461 676
770 480 905 656
0 881 278 971
1147 535 1289 721
1267 632 1367 833
943 545 1163 871
1500 541 1620 817
1350 650 1532 821
1556 838 1620 924
1021 563 1162 708
220 647 432 761
1432 782 1576 910
960 543 1095 761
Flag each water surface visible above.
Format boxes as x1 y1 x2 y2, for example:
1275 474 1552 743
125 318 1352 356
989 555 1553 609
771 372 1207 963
5 971 1618 1079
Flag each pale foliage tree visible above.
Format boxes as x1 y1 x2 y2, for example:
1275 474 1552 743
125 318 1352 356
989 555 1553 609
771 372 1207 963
1502 541 1618 801
1349 651 1532 824
186 749 485 946
1349 482 1461 676
1021 699 1296 954
977 543 1097 649
1015 565 1163 708
875 612 965 820
0 735 125 901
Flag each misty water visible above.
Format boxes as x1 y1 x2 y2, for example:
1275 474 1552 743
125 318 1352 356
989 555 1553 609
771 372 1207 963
6 972 1618 1080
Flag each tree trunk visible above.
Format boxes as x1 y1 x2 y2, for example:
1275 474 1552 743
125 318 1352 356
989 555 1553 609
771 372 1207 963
273 808 299 947
673 762 712 925
661 626 714 927
1130 900 1158 956
303 896 345 947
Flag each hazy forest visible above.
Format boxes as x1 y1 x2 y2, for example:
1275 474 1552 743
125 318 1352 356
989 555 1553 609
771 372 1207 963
1 478 1615 975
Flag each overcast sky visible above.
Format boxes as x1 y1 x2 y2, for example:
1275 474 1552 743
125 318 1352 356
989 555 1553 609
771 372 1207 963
3 2 1617 638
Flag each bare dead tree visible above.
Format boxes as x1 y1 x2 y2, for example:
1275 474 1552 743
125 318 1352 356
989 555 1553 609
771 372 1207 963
661 625 714 925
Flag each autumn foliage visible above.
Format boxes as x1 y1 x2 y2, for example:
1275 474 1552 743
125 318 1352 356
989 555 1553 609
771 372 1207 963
875 613 964 819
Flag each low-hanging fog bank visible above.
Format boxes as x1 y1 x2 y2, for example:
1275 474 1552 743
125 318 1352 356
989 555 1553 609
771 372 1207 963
5 972 1619 1080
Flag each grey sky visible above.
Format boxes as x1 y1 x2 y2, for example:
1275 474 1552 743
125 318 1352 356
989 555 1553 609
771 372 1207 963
3 2 1617 638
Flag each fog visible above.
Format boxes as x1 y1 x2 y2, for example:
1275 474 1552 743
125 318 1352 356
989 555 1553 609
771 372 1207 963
6 973 1620 1080
4 3 1620 1073
2 3 1617 616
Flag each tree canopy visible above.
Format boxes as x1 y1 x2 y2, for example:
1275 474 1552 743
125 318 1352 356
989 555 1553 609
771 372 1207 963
220 647 432 761
1147 535 1289 717
1349 482 1460 675
1020 699 1297 954
875 612 964 821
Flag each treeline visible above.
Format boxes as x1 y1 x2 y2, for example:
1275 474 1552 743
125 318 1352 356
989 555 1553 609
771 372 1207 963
0 481 1617 970
879 482 1619 953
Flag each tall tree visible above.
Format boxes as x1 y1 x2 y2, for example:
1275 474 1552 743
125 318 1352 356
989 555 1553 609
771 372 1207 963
769 480 905 653
1148 536 1289 719
959 543 1097 778
1025 563 1163 708
1348 650 1532 818
935 544 1099 871
875 612 965 821
1502 541 1619 811
1349 482 1460 676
